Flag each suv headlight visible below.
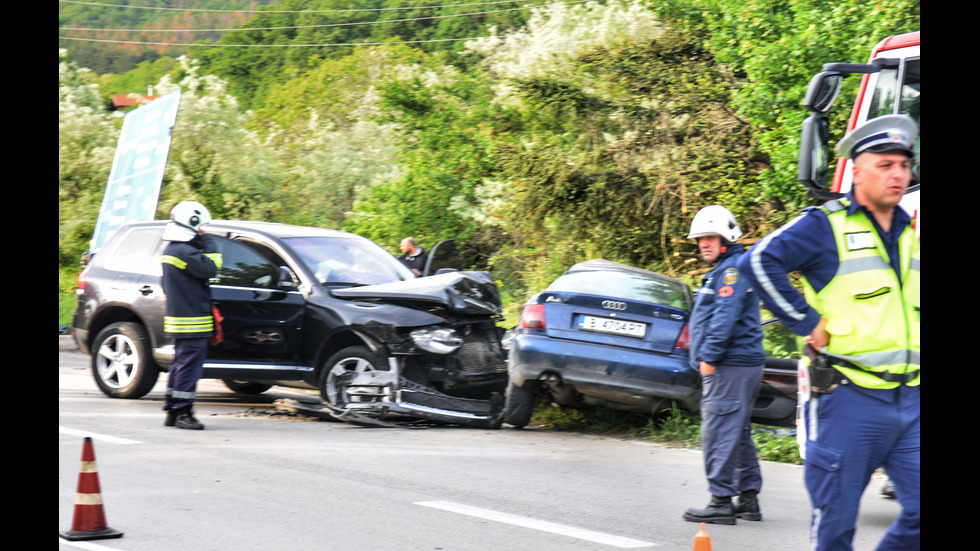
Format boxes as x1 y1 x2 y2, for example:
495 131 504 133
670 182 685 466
410 328 463 354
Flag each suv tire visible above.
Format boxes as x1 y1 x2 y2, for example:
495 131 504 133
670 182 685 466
91 322 160 399
222 379 272 394
318 346 387 408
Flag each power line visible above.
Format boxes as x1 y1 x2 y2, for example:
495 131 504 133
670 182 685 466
60 3 564 33
59 0 552 14
59 0 591 47
58 35 490 47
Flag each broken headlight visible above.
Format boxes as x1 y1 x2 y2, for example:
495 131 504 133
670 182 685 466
410 328 463 354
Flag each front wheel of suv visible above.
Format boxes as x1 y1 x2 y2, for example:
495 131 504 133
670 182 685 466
318 346 388 409
91 322 160 399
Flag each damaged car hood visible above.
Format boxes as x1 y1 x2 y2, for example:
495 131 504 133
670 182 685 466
330 271 502 316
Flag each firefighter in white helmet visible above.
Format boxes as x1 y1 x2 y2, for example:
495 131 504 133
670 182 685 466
160 201 222 430
682 205 766 525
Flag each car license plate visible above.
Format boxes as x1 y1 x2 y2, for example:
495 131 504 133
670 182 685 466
578 315 646 338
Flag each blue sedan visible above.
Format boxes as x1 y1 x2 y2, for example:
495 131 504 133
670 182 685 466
503 259 798 428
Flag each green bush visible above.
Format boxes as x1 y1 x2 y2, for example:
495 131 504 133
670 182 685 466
529 401 802 464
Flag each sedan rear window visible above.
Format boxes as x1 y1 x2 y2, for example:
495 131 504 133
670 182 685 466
547 271 689 310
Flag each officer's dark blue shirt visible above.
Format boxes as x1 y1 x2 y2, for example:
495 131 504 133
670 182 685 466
688 243 765 369
739 190 912 338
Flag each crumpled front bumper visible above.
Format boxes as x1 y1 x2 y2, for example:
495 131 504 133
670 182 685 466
325 359 504 428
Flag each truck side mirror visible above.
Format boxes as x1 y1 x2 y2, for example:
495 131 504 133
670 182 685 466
798 114 842 200
803 72 843 113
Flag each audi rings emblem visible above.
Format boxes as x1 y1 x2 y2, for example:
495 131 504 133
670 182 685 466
601 300 627 311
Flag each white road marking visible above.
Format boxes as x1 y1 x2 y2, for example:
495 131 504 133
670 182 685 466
415 500 656 548
59 426 142 445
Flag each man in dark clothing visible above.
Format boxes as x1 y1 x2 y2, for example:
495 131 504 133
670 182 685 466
398 237 428 276
682 205 766 525
160 201 222 430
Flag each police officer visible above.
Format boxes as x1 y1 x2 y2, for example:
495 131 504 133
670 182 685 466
740 115 919 550
161 201 223 430
683 205 766 525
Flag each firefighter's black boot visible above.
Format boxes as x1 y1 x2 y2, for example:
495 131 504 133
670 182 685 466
164 409 177 427
683 496 736 525
735 490 762 521
174 407 205 430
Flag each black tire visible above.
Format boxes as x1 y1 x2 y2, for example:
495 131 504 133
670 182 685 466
503 380 538 428
318 346 387 408
91 322 160 399
222 379 272 394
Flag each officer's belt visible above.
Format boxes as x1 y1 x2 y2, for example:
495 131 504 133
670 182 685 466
828 356 919 385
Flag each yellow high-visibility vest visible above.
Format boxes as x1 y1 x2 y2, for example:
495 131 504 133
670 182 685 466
802 199 920 389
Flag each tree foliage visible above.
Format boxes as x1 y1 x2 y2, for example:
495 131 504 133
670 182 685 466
654 0 920 212
59 0 920 316
59 0 278 74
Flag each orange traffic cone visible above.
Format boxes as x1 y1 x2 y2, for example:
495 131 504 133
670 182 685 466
60 437 124 541
693 522 712 551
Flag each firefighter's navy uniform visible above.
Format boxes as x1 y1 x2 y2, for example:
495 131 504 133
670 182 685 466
161 227 222 421
688 243 766 510
742 119 919 551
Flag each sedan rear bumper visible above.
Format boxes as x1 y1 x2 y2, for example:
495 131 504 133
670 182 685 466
509 333 701 411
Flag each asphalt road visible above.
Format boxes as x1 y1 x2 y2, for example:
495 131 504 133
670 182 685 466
59 336 902 550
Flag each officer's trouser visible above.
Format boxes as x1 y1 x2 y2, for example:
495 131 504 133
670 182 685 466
700 363 764 497
165 337 208 412
802 382 920 551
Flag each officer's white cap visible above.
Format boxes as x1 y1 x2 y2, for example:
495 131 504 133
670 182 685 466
835 114 917 160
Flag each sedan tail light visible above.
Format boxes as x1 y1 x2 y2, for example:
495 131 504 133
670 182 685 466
519 304 546 329
674 324 690 352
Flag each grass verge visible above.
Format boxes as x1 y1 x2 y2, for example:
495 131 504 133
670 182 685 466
527 402 803 465
60 267 81 327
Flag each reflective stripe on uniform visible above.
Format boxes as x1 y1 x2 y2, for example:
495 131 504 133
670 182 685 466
204 252 223 270
164 315 214 334
161 255 187 270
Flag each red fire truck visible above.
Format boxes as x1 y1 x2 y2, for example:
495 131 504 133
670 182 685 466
798 31 920 235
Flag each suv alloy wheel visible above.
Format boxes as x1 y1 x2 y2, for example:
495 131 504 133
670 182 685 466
91 321 160 399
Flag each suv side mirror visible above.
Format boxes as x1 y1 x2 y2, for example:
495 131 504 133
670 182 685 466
278 266 299 291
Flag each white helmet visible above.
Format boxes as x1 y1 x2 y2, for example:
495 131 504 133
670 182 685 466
170 201 211 231
687 205 741 242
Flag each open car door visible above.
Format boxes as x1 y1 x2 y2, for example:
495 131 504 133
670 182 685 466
422 239 463 276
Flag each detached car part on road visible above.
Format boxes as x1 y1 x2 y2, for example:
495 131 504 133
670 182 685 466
503 260 798 428
71 221 508 428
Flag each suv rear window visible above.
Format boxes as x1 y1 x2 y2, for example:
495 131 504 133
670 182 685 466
104 227 164 274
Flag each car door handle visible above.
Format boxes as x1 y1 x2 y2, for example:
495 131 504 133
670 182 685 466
139 285 154 296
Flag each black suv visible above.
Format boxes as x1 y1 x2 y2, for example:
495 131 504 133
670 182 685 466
71 221 509 427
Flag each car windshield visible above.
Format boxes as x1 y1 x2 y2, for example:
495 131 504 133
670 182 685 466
547 270 689 310
283 236 415 285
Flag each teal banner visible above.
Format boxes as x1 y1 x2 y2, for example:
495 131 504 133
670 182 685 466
89 90 181 253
